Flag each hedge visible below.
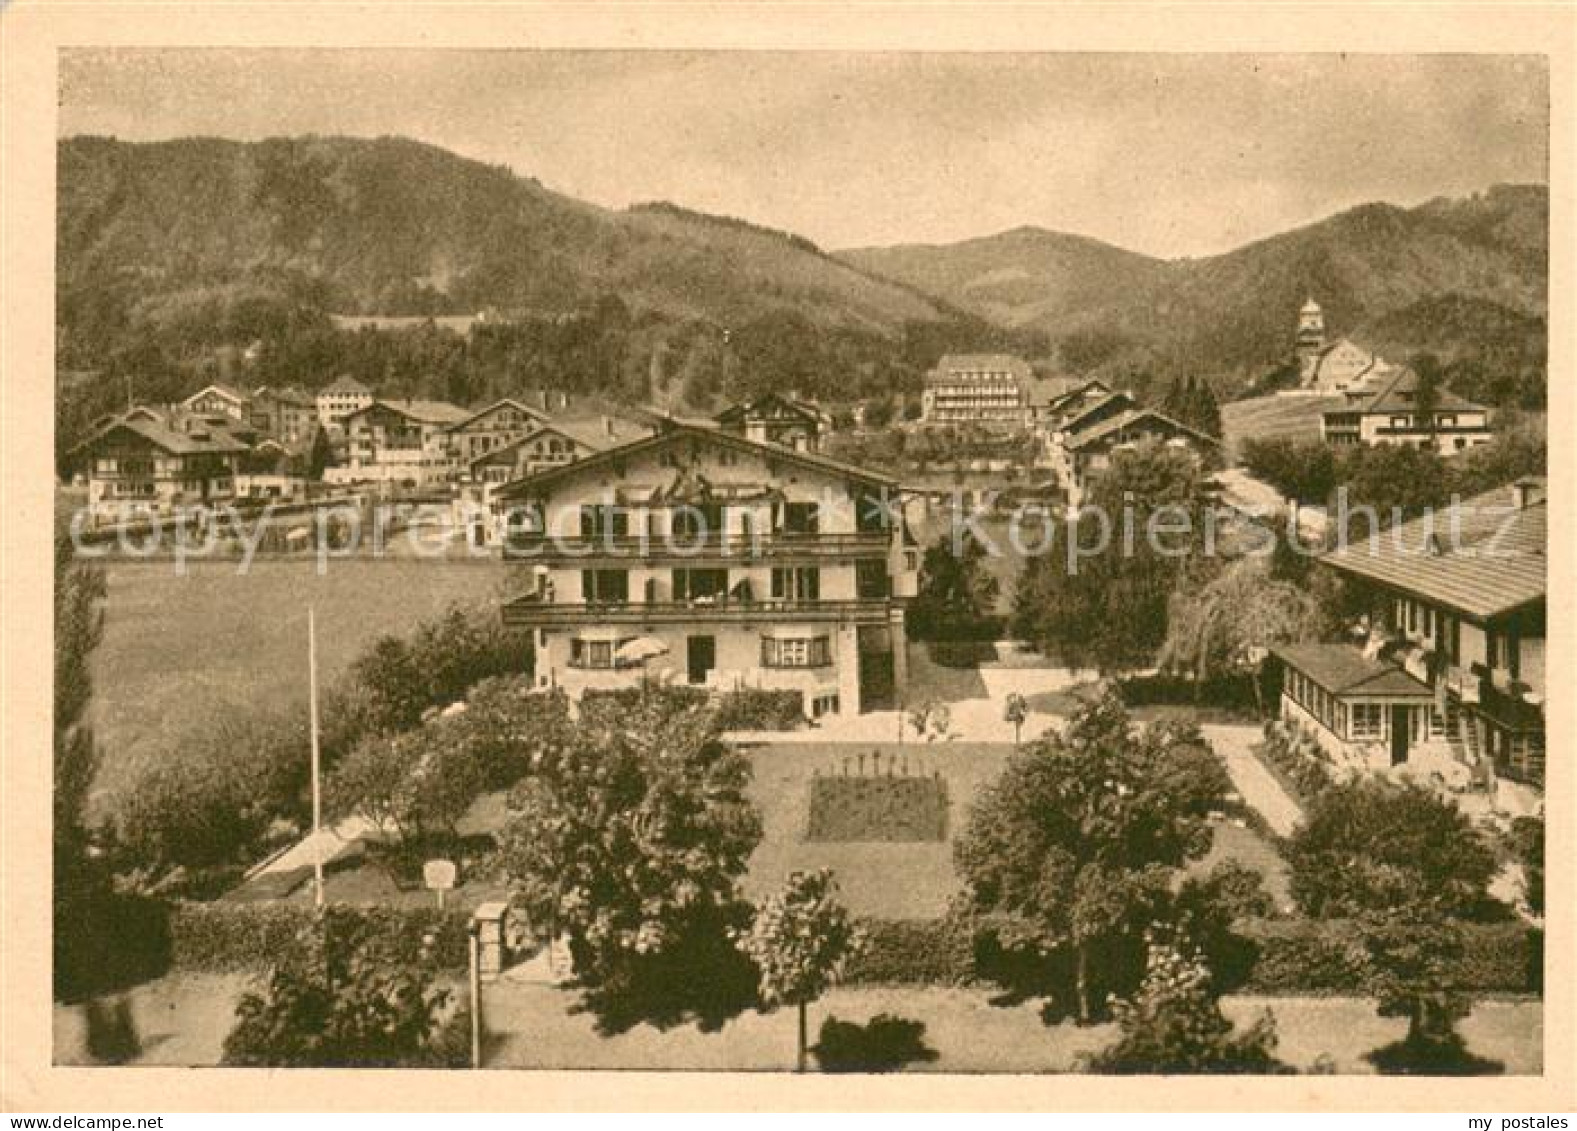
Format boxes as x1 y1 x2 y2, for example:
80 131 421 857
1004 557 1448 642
846 918 976 986
841 917 1540 994
1241 918 1541 995
169 901 473 973
582 685 806 730
1118 672 1262 714
925 640 1000 669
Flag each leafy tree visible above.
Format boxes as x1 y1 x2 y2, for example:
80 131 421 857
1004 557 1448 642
1014 440 1208 674
1507 816 1544 918
1087 942 1286 1074
955 690 1230 1021
735 869 863 1072
1352 900 1502 1075
54 534 118 998
499 690 762 1031
1286 779 1498 920
1157 558 1320 713
861 396 895 429
223 908 457 1067
306 425 335 480
1239 437 1337 517
1003 692 1029 748
908 532 1001 641
1334 444 1451 540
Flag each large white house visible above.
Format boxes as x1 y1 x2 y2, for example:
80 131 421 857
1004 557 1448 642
497 423 919 718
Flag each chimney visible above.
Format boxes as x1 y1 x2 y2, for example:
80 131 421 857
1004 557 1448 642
603 415 615 438
1513 478 1545 510
539 388 549 411
559 391 569 411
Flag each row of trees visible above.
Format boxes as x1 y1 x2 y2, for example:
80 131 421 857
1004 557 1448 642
1241 426 1547 538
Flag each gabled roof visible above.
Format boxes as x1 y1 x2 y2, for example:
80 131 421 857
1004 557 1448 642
1346 366 1486 416
467 423 602 468
1044 378 1115 417
1063 407 1220 453
320 375 373 396
926 354 1033 383
1322 482 1545 621
1272 643 1433 699
182 382 249 405
78 410 252 457
345 398 471 426
445 398 551 433
496 422 896 500
1022 375 1085 407
252 385 316 408
1060 389 1137 433
714 392 826 427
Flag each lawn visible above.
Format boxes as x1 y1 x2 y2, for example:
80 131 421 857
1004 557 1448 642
743 742 1013 919
87 558 511 815
743 739 1293 918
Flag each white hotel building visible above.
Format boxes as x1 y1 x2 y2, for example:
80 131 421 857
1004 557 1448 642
498 423 918 718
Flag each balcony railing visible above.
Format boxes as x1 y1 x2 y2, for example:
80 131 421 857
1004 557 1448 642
502 595 894 626
502 530 892 561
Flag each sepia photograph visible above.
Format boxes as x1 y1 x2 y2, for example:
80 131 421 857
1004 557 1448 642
3 3 1572 1115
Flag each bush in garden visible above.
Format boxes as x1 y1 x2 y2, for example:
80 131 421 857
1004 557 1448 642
1286 778 1498 920
113 707 310 873
1087 943 1288 1075
1507 816 1544 917
1254 723 1336 805
844 918 976 986
221 906 457 1067
501 687 762 1033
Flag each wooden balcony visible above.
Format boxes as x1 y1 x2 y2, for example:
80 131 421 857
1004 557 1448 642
501 594 895 627
502 530 892 563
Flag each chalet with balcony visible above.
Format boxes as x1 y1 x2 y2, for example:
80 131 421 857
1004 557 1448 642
1274 478 1546 803
75 407 249 527
1320 366 1491 452
181 382 251 422
443 398 552 467
1046 390 1218 508
715 393 828 453
497 424 919 718
456 414 655 548
334 399 470 489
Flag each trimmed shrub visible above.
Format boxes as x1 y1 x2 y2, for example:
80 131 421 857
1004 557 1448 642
926 640 999 668
583 684 805 730
845 918 976 986
1255 723 1336 806
1118 672 1260 715
714 688 805 731
169 900 472 973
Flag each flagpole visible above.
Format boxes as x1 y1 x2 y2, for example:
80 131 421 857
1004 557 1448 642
309 605 325 908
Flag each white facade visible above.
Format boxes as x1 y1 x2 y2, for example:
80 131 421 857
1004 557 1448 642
500 426 918 717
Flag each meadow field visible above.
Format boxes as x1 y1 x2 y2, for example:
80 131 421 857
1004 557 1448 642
87 558 512 814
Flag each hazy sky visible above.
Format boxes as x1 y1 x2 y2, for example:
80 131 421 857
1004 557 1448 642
59 49 1548 259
